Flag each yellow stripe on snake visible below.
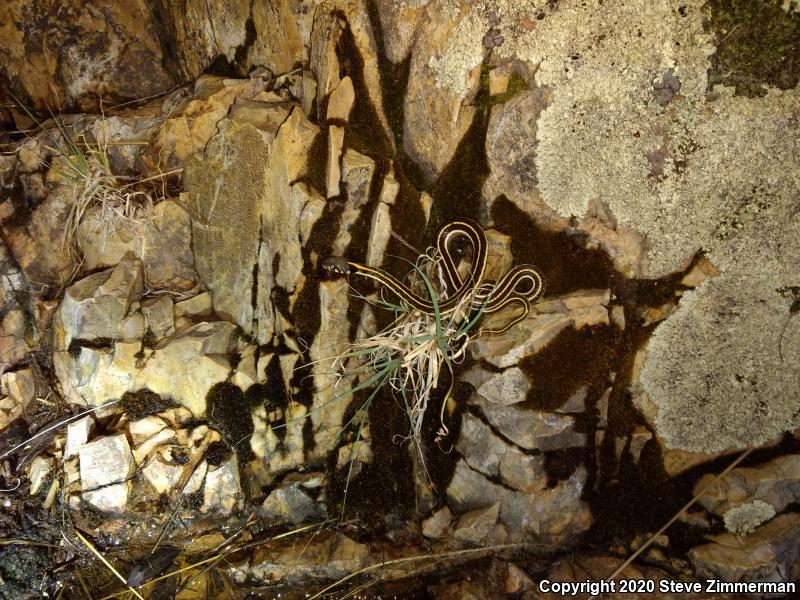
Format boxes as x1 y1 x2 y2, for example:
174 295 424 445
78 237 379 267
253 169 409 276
322 218 545 334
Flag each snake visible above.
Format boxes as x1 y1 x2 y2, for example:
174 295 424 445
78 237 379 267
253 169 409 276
322 219 545 332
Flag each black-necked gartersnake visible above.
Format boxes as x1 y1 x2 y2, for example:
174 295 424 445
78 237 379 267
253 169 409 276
323 219 545 332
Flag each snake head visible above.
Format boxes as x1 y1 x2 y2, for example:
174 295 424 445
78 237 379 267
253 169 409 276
322 256 352 275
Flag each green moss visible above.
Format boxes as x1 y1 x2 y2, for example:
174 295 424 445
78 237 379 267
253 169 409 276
479 66 529 108
706 0 800 97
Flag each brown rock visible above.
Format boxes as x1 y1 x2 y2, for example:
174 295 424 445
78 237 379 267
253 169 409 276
373 0 427 63
694 454 800 517
366 201 392 268
143 200 199 292
483 85 554 221
153 1 314 84
0 0 175 110
2 183 76 291
326 125 345 198
149 76 263 171
246 531 369 584
452 502 500 545
404 0 483 183
470 393 585 452
326 76 355 122
689 513 800 585
471 313 572 368
422 506 453 540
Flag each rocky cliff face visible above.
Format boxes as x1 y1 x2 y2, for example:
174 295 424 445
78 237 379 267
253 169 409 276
1 1 799 598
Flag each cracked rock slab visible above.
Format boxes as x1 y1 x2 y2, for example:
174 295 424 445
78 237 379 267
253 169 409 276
79 434 134 513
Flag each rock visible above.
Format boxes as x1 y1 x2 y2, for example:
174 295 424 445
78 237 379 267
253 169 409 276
689 513 800 584
456 412 506 478
229 98 293 140
326 76 355 121
373 0 426 63
529 467 592 541
128 415 167 445
301 70 317 116
56 321 238 414
483 85 555 223
1 368 35 409
434 580 486 600
326 125 345 198
418 192 433 225
173 292 212 321
558 386 588 414
452 502 500 545
629 426 653 463
484 229 514 281
232 344 258 390
610 305 626 330
28 456 52 496
76 207 145 272
422 506 453 540
2 183 76 291
471 393 585 452
202 455 243 514
79 434 134 513
142 200 198 292
141 296 175 339
311 0 392 144
498 446 547 494
489 68 510 96
298 183 327 246
723 500 776 535
476 367 531 405
471 314 572 368
378 169 400 206
155 2 313 85
53 254 144 350
309 279 353 459
185 121 267 342
261 109 321 293
136 322 239 416
310 7 343 113
336 439 373 475
143 459 184 495
262 482 322 525
251 400 308 475
503 562 534 594
0 309 30 374
333 148 376 255
0 0 175 110
365 201 391 268
404 0 483 183
242 531 369 585
54 341 139 408
147 76 258 171
64 416 95 460
183 460 207 495
132 428 176 464
447 459 590 543
694 454 800 517
564 289 611 330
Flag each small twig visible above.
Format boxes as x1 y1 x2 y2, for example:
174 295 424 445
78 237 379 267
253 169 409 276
309 543 530 600
390 230 422 256
0 400 119 463
75 530 145 600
